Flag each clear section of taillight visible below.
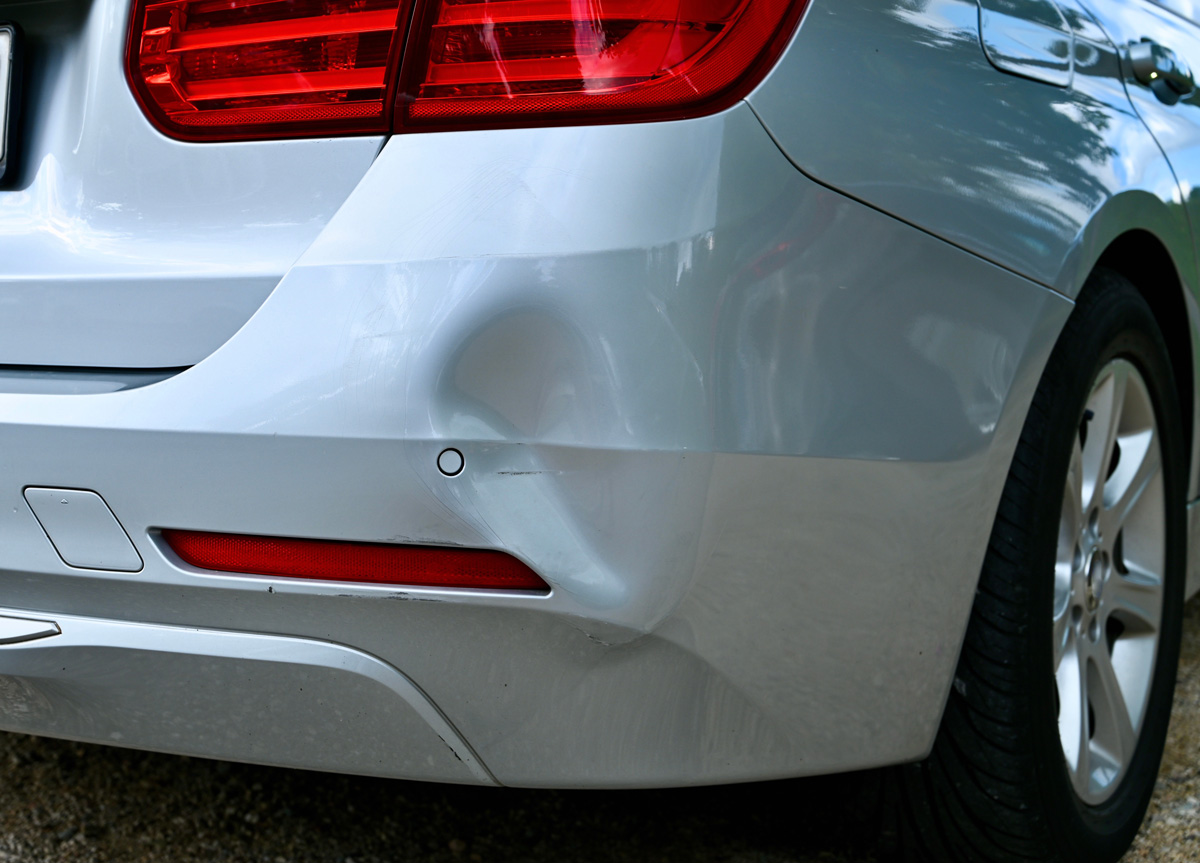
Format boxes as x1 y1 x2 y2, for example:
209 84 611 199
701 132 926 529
128 0 411 140
396 0 809 129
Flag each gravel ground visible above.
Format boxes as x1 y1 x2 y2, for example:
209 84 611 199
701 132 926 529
1 600 1199 862
1120 592 1200 863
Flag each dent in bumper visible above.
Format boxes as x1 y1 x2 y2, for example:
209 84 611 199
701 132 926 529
0 104 1074 786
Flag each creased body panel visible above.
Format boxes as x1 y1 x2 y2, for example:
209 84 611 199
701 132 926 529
0 107 1072 785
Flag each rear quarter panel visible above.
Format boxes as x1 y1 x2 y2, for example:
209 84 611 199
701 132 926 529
749 0 1200 498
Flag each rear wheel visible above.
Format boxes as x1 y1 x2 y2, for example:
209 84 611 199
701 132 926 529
883 269 1186 862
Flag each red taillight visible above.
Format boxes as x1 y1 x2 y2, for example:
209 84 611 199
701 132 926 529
162 530 550 591
127 0 806 138
398 0 808 129
127 0 412 140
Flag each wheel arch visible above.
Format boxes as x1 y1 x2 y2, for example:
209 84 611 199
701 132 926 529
1091 230 1196 498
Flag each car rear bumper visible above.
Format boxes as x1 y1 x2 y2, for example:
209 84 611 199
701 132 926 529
0 103 1074 787
0 609 493 784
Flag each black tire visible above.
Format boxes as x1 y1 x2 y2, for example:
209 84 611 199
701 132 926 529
877 269 1187 862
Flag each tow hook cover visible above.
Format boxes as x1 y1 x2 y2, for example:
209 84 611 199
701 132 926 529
24 488 143 572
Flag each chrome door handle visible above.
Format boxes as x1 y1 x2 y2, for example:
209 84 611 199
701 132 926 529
1129 40 1195 103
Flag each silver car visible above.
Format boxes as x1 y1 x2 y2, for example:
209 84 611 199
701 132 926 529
0 0 1197 860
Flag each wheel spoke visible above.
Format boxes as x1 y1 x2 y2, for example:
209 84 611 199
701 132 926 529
1057 638 1088 785
1055 438 1084 635
1053 604 1072 669
1081 364 1128 513
1067 437 1085 525
1090 647 1138 770
1104 429 1160 536
1105 570 1162 633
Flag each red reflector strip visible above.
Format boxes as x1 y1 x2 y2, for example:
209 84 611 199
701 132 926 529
162 530 549 591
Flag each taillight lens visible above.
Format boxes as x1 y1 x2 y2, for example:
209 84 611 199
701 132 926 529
398 0 807 128
163 529 550 590
127 0 412 140
127 0 806 138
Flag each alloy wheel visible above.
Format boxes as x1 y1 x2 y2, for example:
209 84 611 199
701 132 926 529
1055 358 1165 805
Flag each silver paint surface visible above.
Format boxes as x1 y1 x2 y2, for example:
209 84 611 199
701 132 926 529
0 611 491 784
0 0 1195 788
0 102 1073 786
0 616 59 645
24 488 142 572
749 0 1200 498
0 0 382 368
979 0 1073 86
749 0 1191 299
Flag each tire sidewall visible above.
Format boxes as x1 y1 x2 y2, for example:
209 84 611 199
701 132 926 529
1024 275 1186 861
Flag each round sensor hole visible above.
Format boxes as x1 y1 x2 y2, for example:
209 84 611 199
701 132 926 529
437 448 465 477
